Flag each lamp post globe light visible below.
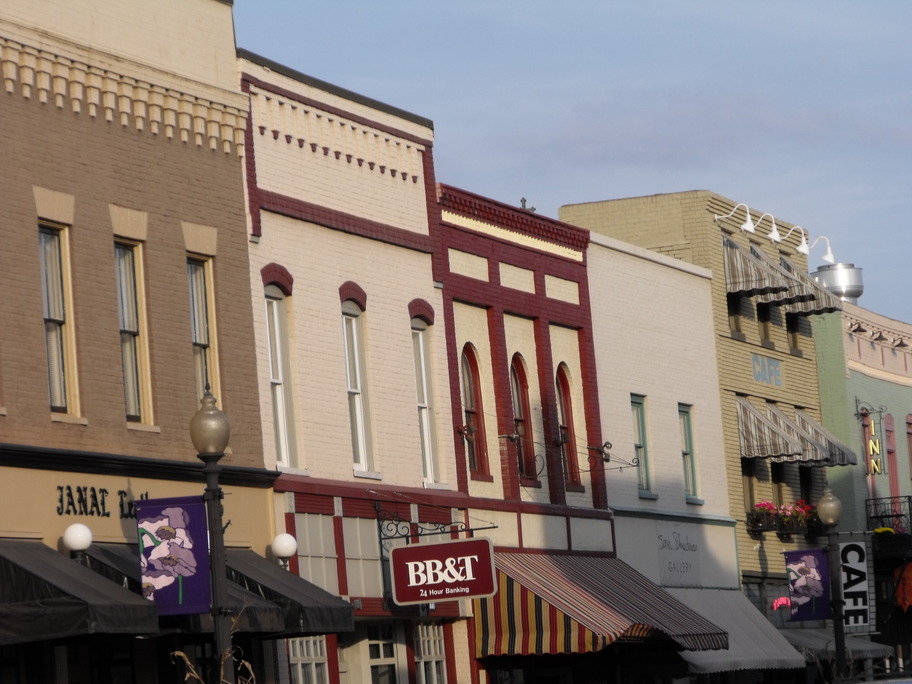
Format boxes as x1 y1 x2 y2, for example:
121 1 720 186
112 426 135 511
271 533 298 570
63 522 93 565
818 487 847 683
190 390 235 684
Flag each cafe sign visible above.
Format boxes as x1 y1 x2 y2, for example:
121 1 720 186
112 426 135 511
390 538 496 605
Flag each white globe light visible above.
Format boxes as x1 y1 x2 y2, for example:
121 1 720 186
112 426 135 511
271 533 298 560
63 523 93 552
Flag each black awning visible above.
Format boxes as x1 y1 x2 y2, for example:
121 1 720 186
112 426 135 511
86 543 285 634
226 549 354 635
0 539 158 645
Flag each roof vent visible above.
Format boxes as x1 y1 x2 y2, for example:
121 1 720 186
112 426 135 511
811 263 864 303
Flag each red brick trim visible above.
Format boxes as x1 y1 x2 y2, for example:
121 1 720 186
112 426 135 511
407 298 435 325
261 262 294 295
259 188 434 253
339 281 367 310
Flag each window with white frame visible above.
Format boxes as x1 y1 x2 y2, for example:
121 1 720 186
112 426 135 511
266 285 296 466
288 635 329 684
679 404 698 499
367 623 398 684
294 513 339 595
631 394 651 494
412 318 438 482
39 223 78 414
115 241 151 423
342 300 372 471
342 517 383 597
415 623 446 684
187 256 218 400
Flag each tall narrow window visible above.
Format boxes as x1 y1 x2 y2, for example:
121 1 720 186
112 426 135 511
343 301 372 471
415 623 447 684
187 257 218 400
288 635 329 684
886 413 898 498
460 345 488 476
556 364 581 487
906 415 912 479
631 394 650 494
266 285 296 466
115 242 151 422
412 319 437 482
679 404 698 499
510 354 535 480
40 224 77 413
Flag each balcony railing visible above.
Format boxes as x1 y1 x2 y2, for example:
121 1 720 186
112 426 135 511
866 496 912 532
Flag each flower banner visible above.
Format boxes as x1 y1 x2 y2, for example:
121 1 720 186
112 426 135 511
784 548 832 621
136 495 211 616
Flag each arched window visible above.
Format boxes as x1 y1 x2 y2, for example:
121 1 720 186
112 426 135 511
510 354 536 480
556 364 581 487
460 344 488 476
265 284 296 466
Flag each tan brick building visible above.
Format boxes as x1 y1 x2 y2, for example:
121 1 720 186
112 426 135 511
0 2 337 681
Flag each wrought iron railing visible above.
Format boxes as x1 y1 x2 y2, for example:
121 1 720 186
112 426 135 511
866 496 912 533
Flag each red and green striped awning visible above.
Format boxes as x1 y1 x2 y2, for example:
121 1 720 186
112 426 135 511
474 552 728 657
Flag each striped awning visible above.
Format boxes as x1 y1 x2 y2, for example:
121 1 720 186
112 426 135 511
793 409 857 466
473 553 728 657
778 257 842 316
722 238 791 297
750 248 842 316
765 403 832 465
750 246 818 308
736 397 804 462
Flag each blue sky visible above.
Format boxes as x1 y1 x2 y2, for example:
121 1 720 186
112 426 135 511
234 2 912 323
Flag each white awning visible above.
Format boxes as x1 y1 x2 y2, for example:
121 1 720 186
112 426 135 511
668 588 805 673
779 627 893 662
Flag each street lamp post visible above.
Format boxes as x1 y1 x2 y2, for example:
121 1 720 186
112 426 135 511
190 391 235 684
818 487 846 683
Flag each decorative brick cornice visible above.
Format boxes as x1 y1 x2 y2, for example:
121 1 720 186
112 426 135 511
0 36 247 155
438 184 590 252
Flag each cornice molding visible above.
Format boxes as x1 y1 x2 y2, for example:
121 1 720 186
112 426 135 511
0 35 247 155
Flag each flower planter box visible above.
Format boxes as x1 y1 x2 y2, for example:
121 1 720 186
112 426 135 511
746 510 778 533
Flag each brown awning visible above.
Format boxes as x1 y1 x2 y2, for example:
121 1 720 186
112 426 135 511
0 539 158 645
473 552 728 657
736 397 804 462
722 238 791 297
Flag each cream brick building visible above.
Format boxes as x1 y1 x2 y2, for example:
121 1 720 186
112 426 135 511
561 191 859 671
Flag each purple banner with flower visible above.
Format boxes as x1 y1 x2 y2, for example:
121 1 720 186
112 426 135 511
136 495 210 616
785 548 832 621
